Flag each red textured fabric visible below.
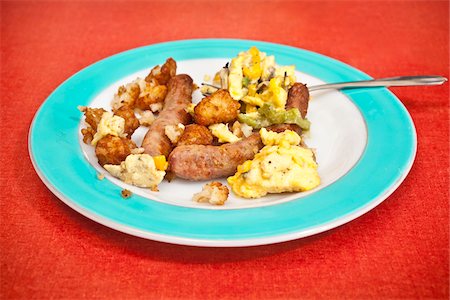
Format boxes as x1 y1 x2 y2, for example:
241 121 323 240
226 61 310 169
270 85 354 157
1 1 448 299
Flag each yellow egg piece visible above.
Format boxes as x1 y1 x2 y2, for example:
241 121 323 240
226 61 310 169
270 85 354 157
242 95 264 107
91 112 126 146
268 77 288 108
228 54 246 100
209 123 241 143
227 129 320 198
247 84 257 97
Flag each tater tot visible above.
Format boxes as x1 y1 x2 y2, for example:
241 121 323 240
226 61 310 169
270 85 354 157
134 85 168 110
177 124 214 146
111 83 140 111
95 135 137 166
145 58 177 85
113 105 140 138
81 107 106 130
194 89 240 126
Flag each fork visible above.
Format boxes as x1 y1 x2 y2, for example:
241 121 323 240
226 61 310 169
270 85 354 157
307 75 447 92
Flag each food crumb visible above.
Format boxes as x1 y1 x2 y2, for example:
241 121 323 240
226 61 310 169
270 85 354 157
165 123 185 144
149 102 163 113
81 127 95 144
121 189 132 199
97 173 105 180
193 182 229 206
203 74 211 82
138 110 155 126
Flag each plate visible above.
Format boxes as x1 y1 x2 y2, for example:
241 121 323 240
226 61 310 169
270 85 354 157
29 39 417 246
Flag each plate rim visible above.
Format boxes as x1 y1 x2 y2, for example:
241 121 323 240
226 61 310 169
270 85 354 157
28 38 417 247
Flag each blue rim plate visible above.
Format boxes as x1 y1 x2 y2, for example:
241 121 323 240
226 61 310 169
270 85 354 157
29 39 417 247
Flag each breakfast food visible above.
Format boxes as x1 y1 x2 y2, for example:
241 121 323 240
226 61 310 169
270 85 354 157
141 74 193 157
145 57 177 85
164 123 185 144
194 89 240 126
104 154 167 190
111 58 175 111
192 182 229 205
79 47 321 204
121 189 133 199
228 128 319 198
168 124 301 181
113 105 140 137
169 133 263 181
95 135 137 166
177 124 214 146
287 82 309 118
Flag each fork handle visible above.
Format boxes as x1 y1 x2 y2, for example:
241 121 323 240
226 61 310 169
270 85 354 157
308 75 448 92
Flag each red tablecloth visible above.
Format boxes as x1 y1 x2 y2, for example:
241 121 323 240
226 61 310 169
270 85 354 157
1 1 448 299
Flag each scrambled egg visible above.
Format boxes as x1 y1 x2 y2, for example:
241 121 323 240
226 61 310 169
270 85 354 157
227 128 320 198
209 123 241 143
228 46 296 109
228 50 247 100
104 154 166 189
91 112 126 145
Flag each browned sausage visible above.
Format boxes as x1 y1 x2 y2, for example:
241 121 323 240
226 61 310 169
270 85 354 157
168 124 301 181
287 82 309 118
169 133 263 180
142 74 193 157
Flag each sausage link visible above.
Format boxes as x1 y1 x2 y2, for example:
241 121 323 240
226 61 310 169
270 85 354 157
287 82 309 118
142 74 193 157
168 134 263 181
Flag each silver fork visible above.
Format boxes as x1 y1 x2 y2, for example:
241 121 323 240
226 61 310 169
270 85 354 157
307 75 447 92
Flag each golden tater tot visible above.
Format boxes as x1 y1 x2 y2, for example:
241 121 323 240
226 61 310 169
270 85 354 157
80 107 106 130
95 135 137 166
134 85 168 110
145 58 177 85
194 89 240 126
177 124 214 146
112 83 140 111
113 105 139 138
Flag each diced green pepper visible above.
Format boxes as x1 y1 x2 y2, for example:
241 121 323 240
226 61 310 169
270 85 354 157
238 104 310 130
242 76 250 87
258 104 285 124
237 113 270 129
284 107 311 130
